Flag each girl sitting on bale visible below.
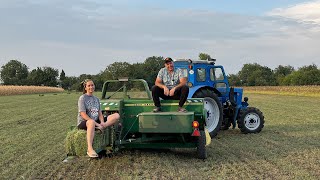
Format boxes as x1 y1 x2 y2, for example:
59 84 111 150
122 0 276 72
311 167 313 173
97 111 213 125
77 79 120 158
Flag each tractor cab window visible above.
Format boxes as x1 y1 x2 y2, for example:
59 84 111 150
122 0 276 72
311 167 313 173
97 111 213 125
196 68 206 82
210 68 224 81
210 68 227 94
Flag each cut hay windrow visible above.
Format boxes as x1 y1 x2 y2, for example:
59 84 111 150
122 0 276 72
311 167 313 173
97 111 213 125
0 85 64 96
243 86 320 97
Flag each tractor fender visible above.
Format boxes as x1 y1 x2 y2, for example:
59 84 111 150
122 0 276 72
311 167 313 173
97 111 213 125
188 86 222 98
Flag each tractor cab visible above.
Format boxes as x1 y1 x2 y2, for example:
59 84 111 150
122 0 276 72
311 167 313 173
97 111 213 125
174 59 230 98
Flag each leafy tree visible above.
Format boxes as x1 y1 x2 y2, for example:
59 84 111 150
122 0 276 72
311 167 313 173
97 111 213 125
274 65 294 85
238 63 276 86
274 65 294 77
71 80 82 91
42 67 59 86
79 74 92 82
282 64 320 85
59 69 67 88
60 70 66 81
199 53 211 60
0 60 28 85
28 67 59 87
130 63 145 79
102 62 132 80
28 67 45 86
141 56 164 87
228 74 242 86
64 76 79 90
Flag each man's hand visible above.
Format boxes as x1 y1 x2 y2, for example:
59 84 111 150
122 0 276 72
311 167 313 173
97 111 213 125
169 87 176 96
164 87 170 96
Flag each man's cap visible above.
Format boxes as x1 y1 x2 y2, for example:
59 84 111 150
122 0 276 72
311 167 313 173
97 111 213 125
164 57 173 63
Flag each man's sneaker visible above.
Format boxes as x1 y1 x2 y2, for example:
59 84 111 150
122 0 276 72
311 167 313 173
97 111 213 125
153 107 161 112
178 107 187 113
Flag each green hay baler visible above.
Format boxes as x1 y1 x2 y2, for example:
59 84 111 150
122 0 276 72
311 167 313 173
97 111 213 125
66 79 213 159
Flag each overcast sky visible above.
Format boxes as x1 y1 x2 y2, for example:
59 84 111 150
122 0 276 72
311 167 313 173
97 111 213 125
1 0 319 76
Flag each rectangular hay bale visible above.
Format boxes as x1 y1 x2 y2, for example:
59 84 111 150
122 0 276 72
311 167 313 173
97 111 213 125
65 128 111 156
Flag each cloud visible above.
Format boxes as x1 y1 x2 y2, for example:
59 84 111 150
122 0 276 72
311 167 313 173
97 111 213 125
267 1 320 27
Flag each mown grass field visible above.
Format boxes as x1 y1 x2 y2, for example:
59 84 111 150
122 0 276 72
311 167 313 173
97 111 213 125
0 91 319 179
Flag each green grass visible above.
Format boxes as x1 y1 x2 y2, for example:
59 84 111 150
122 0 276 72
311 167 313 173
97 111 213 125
0 92 319 179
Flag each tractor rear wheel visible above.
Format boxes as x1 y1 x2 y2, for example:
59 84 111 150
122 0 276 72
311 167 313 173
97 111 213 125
197 130 207 159
237 107 264 133
193 89 223 138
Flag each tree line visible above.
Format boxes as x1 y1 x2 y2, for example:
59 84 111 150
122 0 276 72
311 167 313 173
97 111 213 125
228 63 320 86
0 56 164 91
1 55 319 91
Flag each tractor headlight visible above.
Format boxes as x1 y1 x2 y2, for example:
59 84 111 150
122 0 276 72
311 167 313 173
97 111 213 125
187 82 193 87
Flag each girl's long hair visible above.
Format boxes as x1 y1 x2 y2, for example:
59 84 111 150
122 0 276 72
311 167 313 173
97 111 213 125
82 79 93 94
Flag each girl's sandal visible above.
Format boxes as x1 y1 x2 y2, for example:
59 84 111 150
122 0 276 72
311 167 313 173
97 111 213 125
87 151 98 158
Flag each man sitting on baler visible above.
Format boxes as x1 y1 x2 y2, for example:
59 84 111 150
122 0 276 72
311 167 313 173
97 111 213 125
151 57 189 113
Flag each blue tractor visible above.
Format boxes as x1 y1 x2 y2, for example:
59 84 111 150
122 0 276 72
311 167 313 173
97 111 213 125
174 58 265 138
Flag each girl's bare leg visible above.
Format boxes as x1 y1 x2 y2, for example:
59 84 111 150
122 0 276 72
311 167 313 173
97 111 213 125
86 119 97 154
102 113 120 128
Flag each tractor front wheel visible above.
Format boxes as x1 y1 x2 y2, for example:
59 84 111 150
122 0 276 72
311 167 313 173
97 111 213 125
193 89 223 138
197 130 207 159
237 107 264 133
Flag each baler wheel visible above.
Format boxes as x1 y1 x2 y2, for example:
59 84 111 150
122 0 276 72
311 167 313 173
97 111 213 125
197 130 207 159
